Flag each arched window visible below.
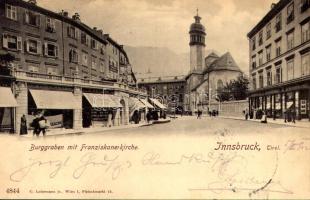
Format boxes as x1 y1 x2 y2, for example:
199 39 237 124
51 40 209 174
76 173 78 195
217 79 224 90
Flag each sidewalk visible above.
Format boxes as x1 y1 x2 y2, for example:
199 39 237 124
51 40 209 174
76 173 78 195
219 115 310 128
21 118 171 138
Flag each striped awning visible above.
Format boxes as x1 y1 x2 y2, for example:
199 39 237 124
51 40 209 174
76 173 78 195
0 87 18 107
139 99 154 109
83 93 122 108
30 89 81 109
149 98 167 109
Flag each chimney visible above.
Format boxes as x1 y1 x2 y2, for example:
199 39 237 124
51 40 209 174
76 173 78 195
93 27 97 31
61 10 69 17
97 29 103 35
72 13 80 21
28 0 37 5
271 3 276 9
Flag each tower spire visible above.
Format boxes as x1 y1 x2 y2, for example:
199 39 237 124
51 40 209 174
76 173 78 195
196 8 199 16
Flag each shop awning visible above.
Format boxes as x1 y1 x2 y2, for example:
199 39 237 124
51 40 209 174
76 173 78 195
0 87 18 107
149 98 167 109
129 97 146 111
83 93 122 108
30 89 81 109
139 99 154 109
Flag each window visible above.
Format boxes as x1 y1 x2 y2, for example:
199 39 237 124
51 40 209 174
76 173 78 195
287 59 294 80
67 26 79 39
46 17 56 33
2 34 22 51
275 13 282 32
300 0 310 13
47 67 58 75
258 72 264 88
287 31 294 50
258 51 263 66
258 31 263 46
91 39 98 50
91 56 97 69
26 39 41 54
28 65 39 73
275 39 281 57
266 45 271 61
252 56 256 69
44 42 58 57
82 52 88 66
287 3 294 24
99 44 105 55
266 23 271 39
100 61 105 73
251 37 256 50
69 49 78 63
217 79 224 90
267 70 272 86
5 4 17 21
81 32 90 46
301 53 310 76
25 10 40 27
252 75 257 90
275 66 282 84
301 22 310 43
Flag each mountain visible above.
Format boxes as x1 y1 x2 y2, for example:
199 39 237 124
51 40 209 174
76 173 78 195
124 46 218 79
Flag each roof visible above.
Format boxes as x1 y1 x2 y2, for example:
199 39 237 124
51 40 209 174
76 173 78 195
205 52 242 73
205 52 219 59
247 0 292 38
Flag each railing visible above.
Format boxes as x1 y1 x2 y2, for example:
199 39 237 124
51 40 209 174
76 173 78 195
13 70 147 94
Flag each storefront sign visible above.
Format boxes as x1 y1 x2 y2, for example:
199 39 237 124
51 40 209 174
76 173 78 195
301 100 307 115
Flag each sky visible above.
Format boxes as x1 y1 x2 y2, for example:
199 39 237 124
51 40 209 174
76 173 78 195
37 0 278 73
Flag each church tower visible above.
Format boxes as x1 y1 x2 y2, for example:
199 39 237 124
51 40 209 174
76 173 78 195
189 10 206 73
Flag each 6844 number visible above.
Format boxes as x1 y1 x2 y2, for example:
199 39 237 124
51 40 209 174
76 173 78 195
6 188 19 194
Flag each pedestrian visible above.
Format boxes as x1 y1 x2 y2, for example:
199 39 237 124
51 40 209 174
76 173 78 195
284 108 287 123
244 108 249 120
146 111 151 123
31 114 40 136
20 114 28 135
261 111 267 123
37 114 48 136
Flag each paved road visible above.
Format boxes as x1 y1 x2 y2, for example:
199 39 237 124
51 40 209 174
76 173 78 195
57 116 299 139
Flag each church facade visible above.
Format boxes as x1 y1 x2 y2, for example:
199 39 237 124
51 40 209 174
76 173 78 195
184 13 243 112
139 13 244 113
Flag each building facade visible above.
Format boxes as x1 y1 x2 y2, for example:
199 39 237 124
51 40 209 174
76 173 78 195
138 76 186 113
247 0 310 120
184 13 243 113
0 0 147 133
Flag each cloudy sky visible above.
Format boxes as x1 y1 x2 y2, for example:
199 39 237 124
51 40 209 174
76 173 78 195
38 0 278 72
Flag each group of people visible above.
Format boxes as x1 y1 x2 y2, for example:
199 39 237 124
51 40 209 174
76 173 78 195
19 112 49 136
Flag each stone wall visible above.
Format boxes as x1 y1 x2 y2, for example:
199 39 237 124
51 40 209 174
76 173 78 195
209 99 249 117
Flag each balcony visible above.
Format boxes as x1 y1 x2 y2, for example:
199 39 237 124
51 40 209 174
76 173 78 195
13 70 146 95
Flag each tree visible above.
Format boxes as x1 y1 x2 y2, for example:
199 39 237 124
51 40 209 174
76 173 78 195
217 75 249 101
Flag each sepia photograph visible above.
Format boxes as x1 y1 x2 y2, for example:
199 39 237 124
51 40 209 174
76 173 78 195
0 0 309 199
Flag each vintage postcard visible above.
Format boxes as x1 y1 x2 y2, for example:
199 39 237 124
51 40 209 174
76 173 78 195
0 0 309 199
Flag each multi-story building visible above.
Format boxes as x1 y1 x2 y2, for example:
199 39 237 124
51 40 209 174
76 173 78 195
138 76 186 113
0 0 146 133
247 0 310 120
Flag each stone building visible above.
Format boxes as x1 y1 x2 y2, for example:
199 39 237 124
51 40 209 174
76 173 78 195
0 0 147 133
247 0 309 120
138 12 243 114
138 76 186 113
184 12 243 112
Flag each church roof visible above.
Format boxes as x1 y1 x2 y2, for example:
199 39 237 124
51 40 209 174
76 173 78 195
205 52 242 73
205 52 219 59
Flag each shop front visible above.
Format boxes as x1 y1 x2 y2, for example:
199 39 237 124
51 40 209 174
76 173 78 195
28 89 81 130
0 87 18 133
249 79 310 121
129 97 146 124
82 93 122 128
